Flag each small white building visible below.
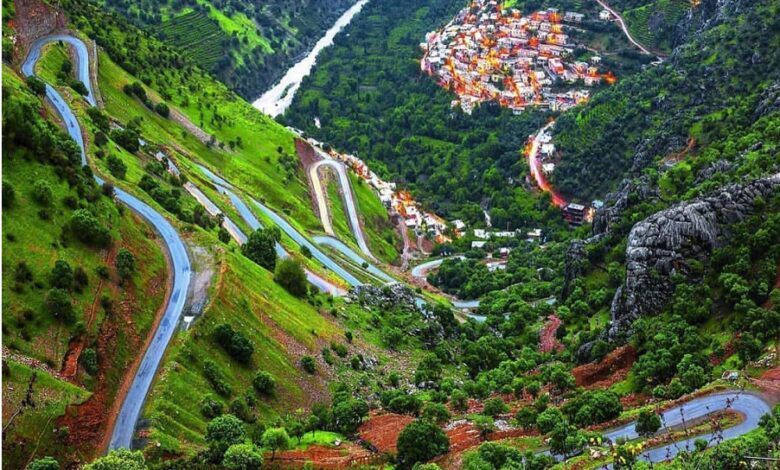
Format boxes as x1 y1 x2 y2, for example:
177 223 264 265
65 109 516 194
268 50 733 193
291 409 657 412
471 241 487 249
599 9 612 21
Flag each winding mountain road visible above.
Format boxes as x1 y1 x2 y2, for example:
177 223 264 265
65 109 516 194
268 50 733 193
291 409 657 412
309 154 376 260
22 34 192 450
196 164 358 293
594 0 655 56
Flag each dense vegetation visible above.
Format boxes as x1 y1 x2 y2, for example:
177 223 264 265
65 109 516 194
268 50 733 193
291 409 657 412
100 0 355 99
552 0 780 201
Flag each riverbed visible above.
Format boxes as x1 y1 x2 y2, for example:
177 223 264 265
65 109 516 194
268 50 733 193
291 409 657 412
252 0 369 117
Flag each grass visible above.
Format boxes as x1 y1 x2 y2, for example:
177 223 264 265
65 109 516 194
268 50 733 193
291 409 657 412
621 0 690 53
157 10 227 70
143 239 343 459
1 361 91 469
348 173 400 265
293 430 347 449
324 172 355 244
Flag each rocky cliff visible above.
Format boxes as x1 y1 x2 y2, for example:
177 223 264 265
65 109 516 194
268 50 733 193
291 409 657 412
607 174 780 338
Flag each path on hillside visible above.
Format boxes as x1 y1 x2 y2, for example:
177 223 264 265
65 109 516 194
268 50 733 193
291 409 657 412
22 34 193 450
309 155 376 260
594 0 662 57
196 164 356 293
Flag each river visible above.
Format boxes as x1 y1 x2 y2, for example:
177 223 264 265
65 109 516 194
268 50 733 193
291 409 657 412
252 0 369 117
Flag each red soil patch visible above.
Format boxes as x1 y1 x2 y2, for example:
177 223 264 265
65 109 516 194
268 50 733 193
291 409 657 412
295 138 319 170
753 366 780 402
358 412 414 453
572 345 636 389
270 443 378 469
539 315 564 354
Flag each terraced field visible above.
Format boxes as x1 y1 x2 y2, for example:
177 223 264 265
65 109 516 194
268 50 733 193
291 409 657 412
622 0 689 53
157 10 227 70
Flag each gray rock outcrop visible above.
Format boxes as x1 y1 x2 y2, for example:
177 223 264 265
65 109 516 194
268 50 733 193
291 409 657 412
608 174 780 339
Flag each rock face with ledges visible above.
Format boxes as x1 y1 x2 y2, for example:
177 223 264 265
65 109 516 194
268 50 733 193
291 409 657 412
608 174 780 339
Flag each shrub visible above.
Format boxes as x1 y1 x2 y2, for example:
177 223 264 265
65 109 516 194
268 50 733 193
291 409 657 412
107 155 127 179
45 288 74 322
483 397 508 417
83 449 145 470
32 179 54 206
206 414 246 462
81 348 98 375
636 410 661 436
154 102 170 117
300 355 316 374
213 323 255 364
421 402 451 424
69 209 111 247
261 428 291 460
396 420 449 469
200 396 223 419
26 76 47 96
222 443 263 470
274 259 307 297
241 228 278 270
50 260 73 289
14 261 33 284
3 180 15 208
26 457 59 470
70 80 89 96
204 360 232 396
116 248 135 283
252 371 276 396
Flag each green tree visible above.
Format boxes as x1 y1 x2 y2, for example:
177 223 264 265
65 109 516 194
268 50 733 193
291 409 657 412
473 415 495 440
26 76 47 96
635 410 661 436
50 260 73 289
252 371 276 396
450 389 469 413
206 414 246 461
482 397 508 417
116 248 135 283
107 155 127 179
26 457 60 470
300 355 316 374
3 180 15 208
421 402 451 425
69 209 111 247
332 398 369 434
242 228 278 270
396 420 450 469
261 427 291 460
222 443 263 470
274 259 308 297
154 102 170 117
84 449 146 469
45 288 74 322
32 179 53 206
536 407 564 434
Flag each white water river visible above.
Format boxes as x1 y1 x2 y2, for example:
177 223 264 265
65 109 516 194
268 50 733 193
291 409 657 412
252 0 369 117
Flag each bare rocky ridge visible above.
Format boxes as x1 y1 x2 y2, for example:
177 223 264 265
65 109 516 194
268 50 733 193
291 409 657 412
607 174 780 339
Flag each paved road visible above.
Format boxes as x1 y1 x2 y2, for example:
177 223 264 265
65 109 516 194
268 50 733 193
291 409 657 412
196 165 358 293
594 0 656 56
22 34 192 450
604 391 771 464
310 155 376 260
313 235 394 283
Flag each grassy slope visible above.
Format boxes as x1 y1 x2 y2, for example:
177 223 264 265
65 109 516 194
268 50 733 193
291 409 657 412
1 362 91 468
348 173 400 265
621 0 689 53
2 65 167 467
324 172 355 245
143 240 343 458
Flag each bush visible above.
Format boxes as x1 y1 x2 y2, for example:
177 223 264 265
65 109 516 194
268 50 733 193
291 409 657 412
26 76 47 96
563 390 622 427
204 360 232 396
45 288 74 322
300 355 316 374
154 102 170 117
252 371 276 396
50 260 73 289
107 155 127 179
274 259 308 297
70 80 89 96
421 402 451 424
636 410 661 436
83 449 145 470
26 456 59 470
483 397 508 417
206 414 246 461
332 398 369 434
241 228 279 270
116 248 135 283
213 323 255 364
222 443 263 470
261 427 291 460
3 180 15 208
14 261 33 284
81 348 98 375
32 179 54 206
396 420 450 469
69 209 111 247
200 395 223 419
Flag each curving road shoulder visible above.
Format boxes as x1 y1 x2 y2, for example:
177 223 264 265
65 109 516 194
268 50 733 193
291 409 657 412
22 34 192 450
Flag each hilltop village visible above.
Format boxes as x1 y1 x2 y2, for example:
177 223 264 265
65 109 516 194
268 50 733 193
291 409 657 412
421 0 615 114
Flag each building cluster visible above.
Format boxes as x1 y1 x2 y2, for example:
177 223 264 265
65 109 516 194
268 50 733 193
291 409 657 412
307 138 452 243
420 0 614 114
